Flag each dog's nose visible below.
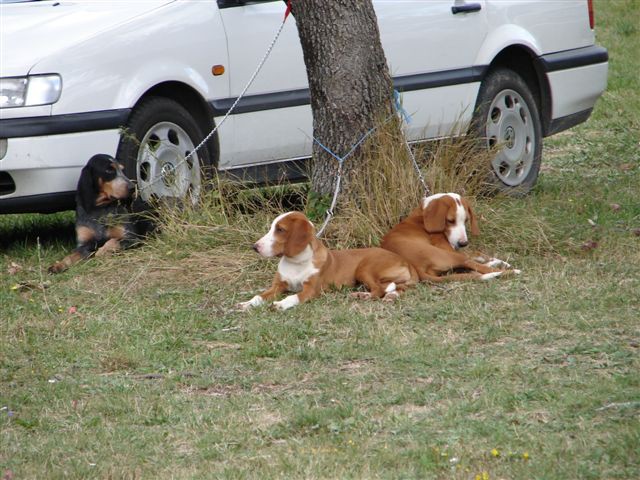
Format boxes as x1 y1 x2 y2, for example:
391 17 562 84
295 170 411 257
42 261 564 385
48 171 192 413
458 239 469 248
252 243 259 253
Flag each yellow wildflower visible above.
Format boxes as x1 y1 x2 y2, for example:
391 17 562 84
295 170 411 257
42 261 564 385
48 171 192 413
491 448 500 457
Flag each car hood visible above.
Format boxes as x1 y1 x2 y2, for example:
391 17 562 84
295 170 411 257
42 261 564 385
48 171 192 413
0 0 176 76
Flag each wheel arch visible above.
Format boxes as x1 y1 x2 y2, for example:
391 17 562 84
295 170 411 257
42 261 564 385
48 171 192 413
481 45 553 137
129 81 219 168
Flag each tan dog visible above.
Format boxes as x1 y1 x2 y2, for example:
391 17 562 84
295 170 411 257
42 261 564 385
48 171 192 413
238 212 418 310
381 193 519 282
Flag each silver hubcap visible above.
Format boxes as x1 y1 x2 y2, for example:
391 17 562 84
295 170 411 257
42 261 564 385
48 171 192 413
485 89 535 186
136 121 201 203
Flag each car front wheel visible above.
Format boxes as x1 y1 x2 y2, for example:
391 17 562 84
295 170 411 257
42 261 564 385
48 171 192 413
472 68 543 195
116 97 212 205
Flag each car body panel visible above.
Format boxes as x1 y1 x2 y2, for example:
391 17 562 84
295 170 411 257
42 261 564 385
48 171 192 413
485 0 595 53
547 62 609 118
31 2 229 115
0 0 176 78
377 0 488 140
475 24 542 65
217 1 309 166
3 130 120 196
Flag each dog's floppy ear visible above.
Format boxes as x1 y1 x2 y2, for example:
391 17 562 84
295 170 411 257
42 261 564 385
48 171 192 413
284 216 314 257
462 198 480 236
423 198 447 233
76 162 97 212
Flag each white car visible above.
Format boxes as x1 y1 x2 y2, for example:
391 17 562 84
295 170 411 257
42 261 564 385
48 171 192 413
0 0 608 213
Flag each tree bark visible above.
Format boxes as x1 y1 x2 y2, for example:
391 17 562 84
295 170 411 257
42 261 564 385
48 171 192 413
291 0 397 196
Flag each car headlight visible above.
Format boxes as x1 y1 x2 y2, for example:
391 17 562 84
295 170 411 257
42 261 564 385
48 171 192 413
0 74 62 108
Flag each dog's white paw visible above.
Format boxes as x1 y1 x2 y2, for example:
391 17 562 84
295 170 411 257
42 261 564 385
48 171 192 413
273 294 299 311
383 291 400 302
237 295 264 311
486 257 512 268
350 291 373 300
480 272 503 281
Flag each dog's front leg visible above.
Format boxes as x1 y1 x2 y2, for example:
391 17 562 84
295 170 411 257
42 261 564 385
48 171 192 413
95 238 121 257
49 225 98 274
469 251 512 269
273 277 320 311
48 245 94 274
95 225 128 257
237 276 288 310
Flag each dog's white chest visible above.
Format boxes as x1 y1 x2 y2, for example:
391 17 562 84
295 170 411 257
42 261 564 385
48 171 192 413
278 246 319 292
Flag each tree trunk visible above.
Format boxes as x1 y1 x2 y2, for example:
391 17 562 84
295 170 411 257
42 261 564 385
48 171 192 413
291 0 397 196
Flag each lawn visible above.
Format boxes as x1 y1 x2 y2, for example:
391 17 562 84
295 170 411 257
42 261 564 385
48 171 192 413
1 1 639 478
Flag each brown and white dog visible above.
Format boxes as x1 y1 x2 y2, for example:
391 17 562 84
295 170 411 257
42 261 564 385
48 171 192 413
238 211 418 310
381 193 519 282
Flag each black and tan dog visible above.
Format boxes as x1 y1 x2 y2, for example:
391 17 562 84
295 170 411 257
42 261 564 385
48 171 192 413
49 154 153 273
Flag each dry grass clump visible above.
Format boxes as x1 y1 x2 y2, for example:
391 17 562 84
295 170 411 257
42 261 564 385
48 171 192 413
323 121 497 248
139 176 309 288
421 134 497 197
154 177 306 250
322 121 424 248
466 199 557 258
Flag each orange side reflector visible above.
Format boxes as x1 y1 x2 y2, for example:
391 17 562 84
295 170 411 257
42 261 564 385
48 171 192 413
212 65 225 76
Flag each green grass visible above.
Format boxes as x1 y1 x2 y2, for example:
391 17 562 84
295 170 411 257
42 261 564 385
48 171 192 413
2 1 639 478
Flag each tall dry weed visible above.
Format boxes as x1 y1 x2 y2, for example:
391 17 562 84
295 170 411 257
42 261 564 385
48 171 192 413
322 120 496 248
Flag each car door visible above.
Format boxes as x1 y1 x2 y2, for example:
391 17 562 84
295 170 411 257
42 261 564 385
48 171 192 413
215 0 488 170
215 0 310 169
375 0 488 140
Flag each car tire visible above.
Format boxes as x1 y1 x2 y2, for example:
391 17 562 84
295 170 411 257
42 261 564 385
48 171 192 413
471 68 542 196
116 96 212 205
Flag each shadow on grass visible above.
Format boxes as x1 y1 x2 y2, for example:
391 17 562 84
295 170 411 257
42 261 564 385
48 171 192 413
0 212 76 253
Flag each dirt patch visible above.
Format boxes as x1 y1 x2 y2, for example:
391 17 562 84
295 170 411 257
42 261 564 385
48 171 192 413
338 359 374 372
248 408 283 429
388 403 436 419
192 340 242 351
182 382 285 398
182 384 244 397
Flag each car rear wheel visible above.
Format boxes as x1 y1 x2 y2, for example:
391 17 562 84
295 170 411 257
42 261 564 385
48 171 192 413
116 97 212 205
472 68 542 195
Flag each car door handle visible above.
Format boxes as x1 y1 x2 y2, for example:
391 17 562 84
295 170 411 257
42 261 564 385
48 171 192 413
451 3 482 14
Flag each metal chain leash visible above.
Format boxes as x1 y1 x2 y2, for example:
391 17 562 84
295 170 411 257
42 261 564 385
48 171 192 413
394 90 431 197
403 138 431 197
314 91 431 237
312 115 396 237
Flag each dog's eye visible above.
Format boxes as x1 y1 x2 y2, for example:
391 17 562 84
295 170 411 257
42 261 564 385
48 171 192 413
106 167 115 174
275 226 285 233
446 218 455 224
